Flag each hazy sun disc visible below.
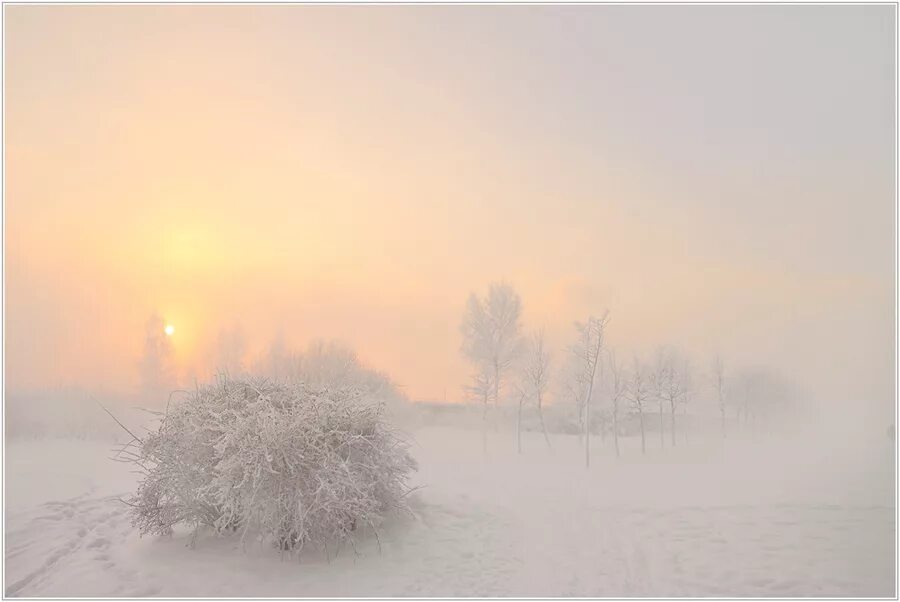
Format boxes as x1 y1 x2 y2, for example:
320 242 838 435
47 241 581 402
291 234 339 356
164 324 175 337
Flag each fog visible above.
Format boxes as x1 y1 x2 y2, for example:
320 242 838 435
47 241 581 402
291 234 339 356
3 4 896 598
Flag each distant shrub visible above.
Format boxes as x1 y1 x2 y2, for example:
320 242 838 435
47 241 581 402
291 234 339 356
123 378 417 554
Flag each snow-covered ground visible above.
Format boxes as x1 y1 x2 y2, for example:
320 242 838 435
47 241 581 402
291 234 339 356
4 425 895 597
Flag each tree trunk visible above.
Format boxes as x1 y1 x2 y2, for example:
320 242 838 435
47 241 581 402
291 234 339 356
639 409 646 455
482 393 488 455
670 399 676 447
585 392 591 468
517 397 523 454
613 404 620 458
576 399 584 446
537 393 552 451
493 363 501 433
659 399 664 448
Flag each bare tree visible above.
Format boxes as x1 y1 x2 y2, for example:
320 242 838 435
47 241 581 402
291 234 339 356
606 349 627 458
460 283 523 416
712 355 727 437
570 311 611 468
627 357 651 455
521 331 553 451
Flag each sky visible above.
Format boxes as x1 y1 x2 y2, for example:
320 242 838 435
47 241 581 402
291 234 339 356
4 5 895 420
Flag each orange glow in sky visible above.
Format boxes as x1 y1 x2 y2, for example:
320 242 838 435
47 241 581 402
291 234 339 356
4 6 894 416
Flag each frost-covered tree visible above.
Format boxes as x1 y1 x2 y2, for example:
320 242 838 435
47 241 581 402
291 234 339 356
606 349 627 458
679 364 693 445
256 338 405 408
653 348 691 447
465 366 496 455
460 283 523 410
138 313 176 402
650 349 668 449
734 367 791 432
735 368 769 428
264 332 291 381
627 357 651 455
520 331 553 451
569 311 610 468
559 352 589 444
511 382 528 455
297 340 360 388
594 406 611 444
211 324 248 377
712 355 727 437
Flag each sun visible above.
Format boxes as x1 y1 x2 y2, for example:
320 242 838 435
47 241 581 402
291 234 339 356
164 324 175 337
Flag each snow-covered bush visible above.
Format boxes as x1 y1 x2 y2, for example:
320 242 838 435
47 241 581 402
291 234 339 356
124 378 417 553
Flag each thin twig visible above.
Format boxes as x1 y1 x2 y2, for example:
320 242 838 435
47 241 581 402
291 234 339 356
97 402 143 443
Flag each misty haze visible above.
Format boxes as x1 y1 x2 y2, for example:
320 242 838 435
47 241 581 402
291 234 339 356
3 4 896 599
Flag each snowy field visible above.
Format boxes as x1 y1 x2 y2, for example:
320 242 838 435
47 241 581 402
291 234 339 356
5 424 896 597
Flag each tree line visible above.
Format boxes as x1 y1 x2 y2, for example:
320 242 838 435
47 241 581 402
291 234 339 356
459 282 805 466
